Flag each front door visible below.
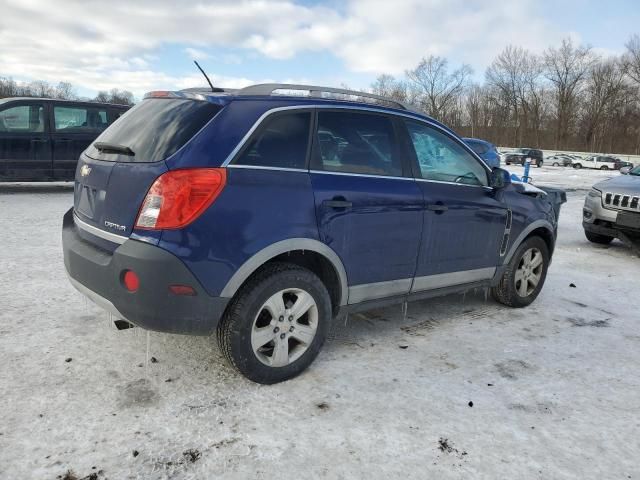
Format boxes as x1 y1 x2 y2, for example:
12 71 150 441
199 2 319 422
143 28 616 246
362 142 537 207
0 101 51 180
310 109 423 304
402 119 507 292
51 104 110 180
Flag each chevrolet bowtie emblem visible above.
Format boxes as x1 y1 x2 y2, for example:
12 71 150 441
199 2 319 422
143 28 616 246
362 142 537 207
80 165 92 177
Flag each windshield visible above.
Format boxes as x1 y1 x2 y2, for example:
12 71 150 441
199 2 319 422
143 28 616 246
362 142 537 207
629 165 640 176
85 98 221 162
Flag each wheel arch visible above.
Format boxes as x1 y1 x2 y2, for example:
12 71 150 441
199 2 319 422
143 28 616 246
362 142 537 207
220 238 349 309
503 220 555 265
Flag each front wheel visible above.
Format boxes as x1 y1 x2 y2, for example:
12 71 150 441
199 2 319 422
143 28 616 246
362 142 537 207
600 165 609 170
217 263 331 384
574 163 582 169
492 236 550 308
552 162 560 167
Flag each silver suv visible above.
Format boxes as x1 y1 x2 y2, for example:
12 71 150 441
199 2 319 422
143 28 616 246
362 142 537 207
583 166 640 248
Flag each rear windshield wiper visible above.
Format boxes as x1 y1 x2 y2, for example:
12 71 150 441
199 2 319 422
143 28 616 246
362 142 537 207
94 142 135 156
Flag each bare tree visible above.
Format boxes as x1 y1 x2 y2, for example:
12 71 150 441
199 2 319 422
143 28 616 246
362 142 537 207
543 38 594 149
486 45 540 145
405 55 472 122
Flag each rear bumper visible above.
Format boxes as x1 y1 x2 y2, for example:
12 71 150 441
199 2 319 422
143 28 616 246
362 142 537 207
62 208 228 335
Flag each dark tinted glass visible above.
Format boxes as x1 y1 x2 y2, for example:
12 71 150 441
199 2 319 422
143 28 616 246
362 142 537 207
85 99 221 162
235 112 310 169
54 106 109 133
467 141 489 155
315 111 402 177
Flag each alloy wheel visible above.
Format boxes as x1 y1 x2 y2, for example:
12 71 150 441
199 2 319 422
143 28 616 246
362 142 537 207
250 288 318 367
514 248 544 297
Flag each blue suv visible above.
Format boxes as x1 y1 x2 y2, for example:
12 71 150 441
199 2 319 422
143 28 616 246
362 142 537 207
463 138 501 169
62 84 565 384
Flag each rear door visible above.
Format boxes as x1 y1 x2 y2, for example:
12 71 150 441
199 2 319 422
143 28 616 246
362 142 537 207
52 103 110 180
402 119 507 290
310 109 423 304
0 100 51 180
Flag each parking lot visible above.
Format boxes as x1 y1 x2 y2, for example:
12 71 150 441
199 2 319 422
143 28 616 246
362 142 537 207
0 166 638 479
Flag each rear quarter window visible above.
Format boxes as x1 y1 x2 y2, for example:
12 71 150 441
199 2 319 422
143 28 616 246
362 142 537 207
85 99 221 162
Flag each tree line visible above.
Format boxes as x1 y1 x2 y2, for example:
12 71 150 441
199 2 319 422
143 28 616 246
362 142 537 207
0 77 134 106
372 36 640 154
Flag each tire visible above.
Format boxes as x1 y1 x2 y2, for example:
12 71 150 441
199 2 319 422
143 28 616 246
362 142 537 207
600 165 608 170
492 236 550 308
574 163 582 169
585 230 614 245
536 160 543 168
552 162 559 167
217 262 332 384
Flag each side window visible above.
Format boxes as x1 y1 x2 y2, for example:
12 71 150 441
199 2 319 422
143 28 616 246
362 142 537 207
314 111 402 177
0 104 46 133
54 106 109 133
405 120 488 186
235 112 310 169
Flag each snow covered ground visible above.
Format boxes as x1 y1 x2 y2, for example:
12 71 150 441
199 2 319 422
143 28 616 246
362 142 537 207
0 166 638 479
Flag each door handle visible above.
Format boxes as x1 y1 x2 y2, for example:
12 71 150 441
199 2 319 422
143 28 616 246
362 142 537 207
323 199 352 209
30 138 49 143
427 203 448 213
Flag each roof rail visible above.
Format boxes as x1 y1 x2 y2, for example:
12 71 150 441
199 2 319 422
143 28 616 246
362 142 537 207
237 83 418 112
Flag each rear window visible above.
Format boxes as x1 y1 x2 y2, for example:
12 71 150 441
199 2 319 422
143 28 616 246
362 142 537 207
85 99 221 162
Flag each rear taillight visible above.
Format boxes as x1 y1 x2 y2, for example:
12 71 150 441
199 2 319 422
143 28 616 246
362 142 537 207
135 168 226 230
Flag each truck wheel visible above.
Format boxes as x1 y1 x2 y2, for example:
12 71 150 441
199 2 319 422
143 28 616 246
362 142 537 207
585 230 613 245
574 163 582 169
217 262 331 384
536 160 542 167
600 165 609 170
492 236 549 308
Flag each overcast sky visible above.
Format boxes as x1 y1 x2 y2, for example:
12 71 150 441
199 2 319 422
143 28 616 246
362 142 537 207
1 0 639 98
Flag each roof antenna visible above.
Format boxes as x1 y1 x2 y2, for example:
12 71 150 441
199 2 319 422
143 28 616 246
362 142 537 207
193 60 223 92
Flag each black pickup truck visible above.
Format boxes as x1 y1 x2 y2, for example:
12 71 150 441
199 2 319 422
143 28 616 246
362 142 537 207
505 148 544 167
0 97 129 181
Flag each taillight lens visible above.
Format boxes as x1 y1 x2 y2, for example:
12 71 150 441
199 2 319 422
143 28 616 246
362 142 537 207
135 168 226 230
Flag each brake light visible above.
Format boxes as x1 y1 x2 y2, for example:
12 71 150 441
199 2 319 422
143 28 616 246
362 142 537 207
135 168 226 230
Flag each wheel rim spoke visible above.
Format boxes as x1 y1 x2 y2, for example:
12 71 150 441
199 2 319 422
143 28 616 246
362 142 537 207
271 338 289 367
517 279 528 296
263 293 285 318
289 291 315 321
251 327 275 350
530 253 543 269
291 324 316 345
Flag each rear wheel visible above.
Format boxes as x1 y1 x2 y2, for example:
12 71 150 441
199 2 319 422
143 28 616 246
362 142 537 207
585 230 614 245
552 162 560 167
492 236 549 308
217 262 331 384
536 160 542 167
600 165 609 170
574 163 582 169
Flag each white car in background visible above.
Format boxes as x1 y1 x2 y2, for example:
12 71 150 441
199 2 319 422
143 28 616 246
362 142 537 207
572 155 618 170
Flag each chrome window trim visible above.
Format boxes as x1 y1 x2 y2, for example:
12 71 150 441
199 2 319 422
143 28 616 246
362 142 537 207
309 169 414 181
73 213 127 245
415 177 493 190
226 164 308 173
220 104 491 172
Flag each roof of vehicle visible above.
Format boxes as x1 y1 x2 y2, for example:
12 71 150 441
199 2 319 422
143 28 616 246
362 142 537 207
0 97 129 108
148 83 454 135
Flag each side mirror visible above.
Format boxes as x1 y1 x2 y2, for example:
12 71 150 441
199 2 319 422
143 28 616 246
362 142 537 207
490 167 511 189
620 166 631 175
